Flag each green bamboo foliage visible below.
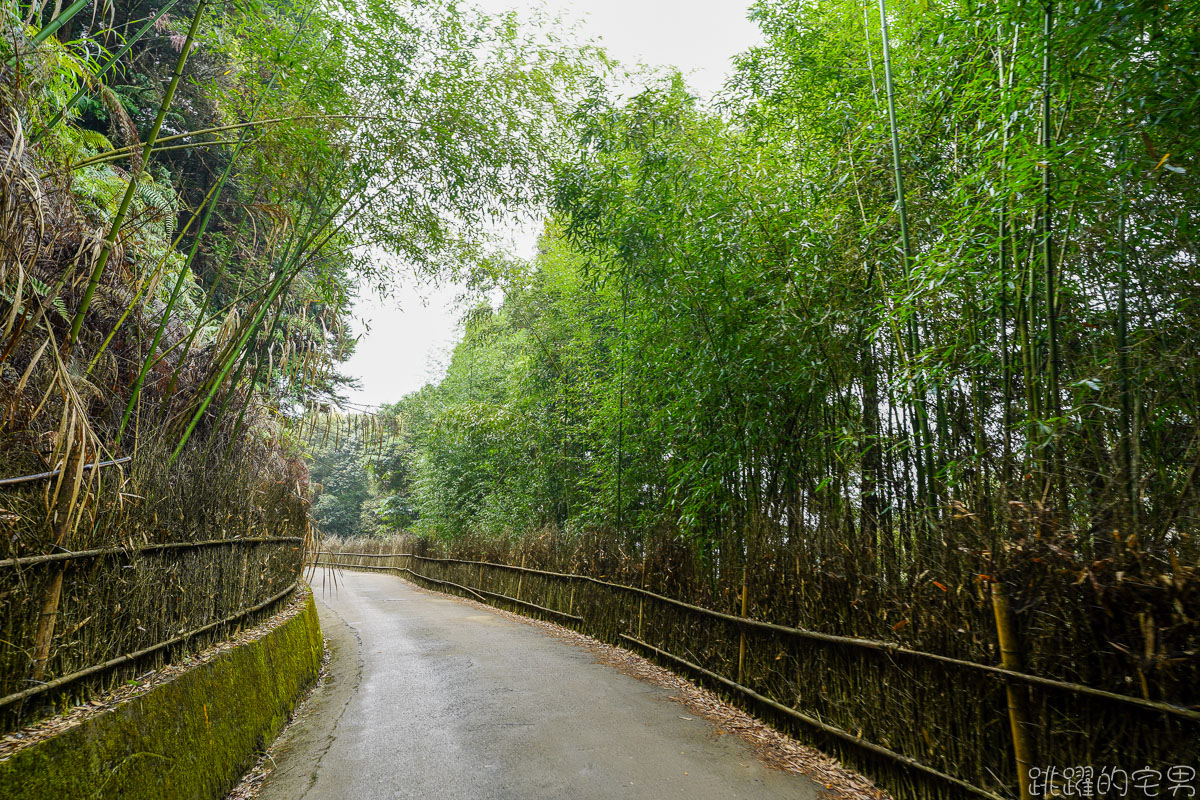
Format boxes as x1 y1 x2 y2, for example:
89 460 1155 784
1040 0 1067 513
27 0 183 145
4 0 92 69
84 175 226 378
1115 141 1136 535
339 7 1200 795
876 0 934 514
116 10 316 445
64 0 210 352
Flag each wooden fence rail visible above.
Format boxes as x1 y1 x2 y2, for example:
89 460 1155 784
0 581 299 710
1 536 304 569
317 552 1200 722
1 537 305 729
0 456 132 488
321 561 585 623
315 550 1200 800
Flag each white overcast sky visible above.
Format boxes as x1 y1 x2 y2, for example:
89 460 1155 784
341 0 762 409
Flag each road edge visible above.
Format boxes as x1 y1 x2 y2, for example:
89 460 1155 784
326 564 889 800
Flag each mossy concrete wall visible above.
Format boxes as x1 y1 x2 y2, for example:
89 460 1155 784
0 591 323 800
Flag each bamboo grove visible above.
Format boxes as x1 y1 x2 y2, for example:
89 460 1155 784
3 0 1198 793
343 0 1200 794
0 0 586 725
389 0 1200 567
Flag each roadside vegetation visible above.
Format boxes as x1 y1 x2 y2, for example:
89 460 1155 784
0 0 587 726
3 0 1196 795
317 0 1200 796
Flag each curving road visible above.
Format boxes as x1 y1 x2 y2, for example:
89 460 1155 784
256 570 819 800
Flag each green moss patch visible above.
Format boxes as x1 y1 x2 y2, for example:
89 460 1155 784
0 592 322 800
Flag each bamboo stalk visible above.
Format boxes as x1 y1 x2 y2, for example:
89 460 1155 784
997 19 1014 492
637 555 646 640
64 0 209 352
877 0 934 514
115 160 250 443
30 568 65 681
1040 0 1067 514
30 444 86 681
1115 140 1136 534
737 565 748 684
170 169 362 460
862 2 881 108
28 0 184 144
4 0 91 69
161 179 268 399
992 581 1037 800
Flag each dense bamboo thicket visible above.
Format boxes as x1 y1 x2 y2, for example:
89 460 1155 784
379 0 1200 570
318 0 1200 796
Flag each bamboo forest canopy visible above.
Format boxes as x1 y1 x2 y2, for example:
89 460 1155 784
339 0 1200 568
307 8 1200 786
4 0 1198 792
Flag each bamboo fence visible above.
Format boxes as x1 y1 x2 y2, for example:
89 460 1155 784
316 547 1200 800
0 536 304 728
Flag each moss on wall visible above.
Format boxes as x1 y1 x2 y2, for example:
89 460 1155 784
0 591 323 800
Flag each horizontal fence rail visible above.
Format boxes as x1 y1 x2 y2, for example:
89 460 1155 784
317 549 1200 800
0 582 299 710
0 456 132 488
1 536 305 730
0 536 305 569
319 552 1199 722
316 560 584 624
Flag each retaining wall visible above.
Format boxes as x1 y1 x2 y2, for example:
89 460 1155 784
0 588 322 800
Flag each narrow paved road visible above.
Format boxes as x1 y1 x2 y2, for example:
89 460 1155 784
257 571 819 800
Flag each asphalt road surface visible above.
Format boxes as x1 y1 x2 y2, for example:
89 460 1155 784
257 570 819 800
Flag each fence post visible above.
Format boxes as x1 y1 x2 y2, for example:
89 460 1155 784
31 569 65 681
737 565 749 685
516 553 526 600
31 449 85 681
992 580 1037 800
637 555 647 639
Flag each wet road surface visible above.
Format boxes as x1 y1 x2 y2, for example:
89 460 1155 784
257 570 819 800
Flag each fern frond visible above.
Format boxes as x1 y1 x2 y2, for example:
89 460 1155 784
134 179 179 239
25 276 70 322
